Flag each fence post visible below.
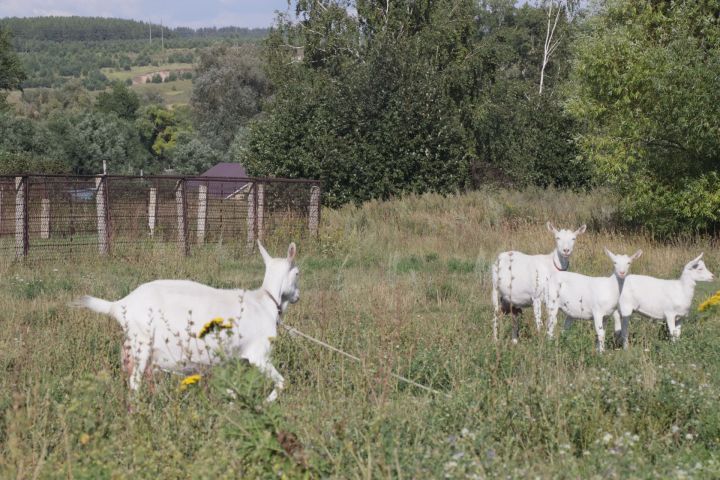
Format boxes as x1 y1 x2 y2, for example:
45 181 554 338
197 183 207 244
40 193 51 240
148 185 158 237
0 187 3 235
96 176 109 255
308 185 320 237
15 176 28 259
175 179 189 256
257 182 265 242
246 182 256 250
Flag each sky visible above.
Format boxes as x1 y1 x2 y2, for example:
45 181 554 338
0 0 292 29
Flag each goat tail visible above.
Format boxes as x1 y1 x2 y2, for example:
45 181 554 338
71 295 114 315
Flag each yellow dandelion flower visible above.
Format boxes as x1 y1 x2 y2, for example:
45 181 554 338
179 374 202 391
198 317 234 338
699 290 720 312
79 433 90 445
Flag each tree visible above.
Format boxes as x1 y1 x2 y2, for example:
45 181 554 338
538 1 578 95
0 27 27 109
170 131 221 174
0 112 68 173
569 0 720 236
48 111 149 174
190 45 271 150
241 0 588 206
95 81 140 120
136 104 191 162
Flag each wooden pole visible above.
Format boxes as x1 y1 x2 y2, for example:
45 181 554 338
148 186 158 237
308 185 320 237
40 196 50 240
257 182 265 242
197 183 207 244
246 182 256 249
96 176 108 255
175 179 188 256
15 176 27 259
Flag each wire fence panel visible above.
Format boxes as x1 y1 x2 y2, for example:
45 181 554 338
0 174 321 262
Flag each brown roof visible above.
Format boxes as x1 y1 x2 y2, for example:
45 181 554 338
201 162 248 178
191 162 250 197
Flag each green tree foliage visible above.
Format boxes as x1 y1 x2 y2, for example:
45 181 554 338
569 0 720 237
170 131 222 174
47 111 149 174
242 0 588 207
136 104 192 163
190 45 271 151
0 112 68 173
95 81 140 120
0 17 269 42
0 27 26 109
0 17 268 91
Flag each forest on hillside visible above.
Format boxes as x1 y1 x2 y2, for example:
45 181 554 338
1 1 719 237
0 16 268 42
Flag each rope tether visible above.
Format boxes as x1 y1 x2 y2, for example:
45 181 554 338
278 321 451 398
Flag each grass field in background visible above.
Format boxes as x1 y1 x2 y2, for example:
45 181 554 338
2 188 720 478
7 62 195 110
130 79 193 107
101 63 194 82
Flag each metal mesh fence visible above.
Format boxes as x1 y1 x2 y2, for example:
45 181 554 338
0 174 321 262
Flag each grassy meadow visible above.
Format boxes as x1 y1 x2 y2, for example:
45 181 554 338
2 188 720 478
101 63 194 83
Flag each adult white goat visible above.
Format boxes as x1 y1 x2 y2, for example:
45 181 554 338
616 253 714 348
492 221 586 342
74 241 300 402
546 248 642 352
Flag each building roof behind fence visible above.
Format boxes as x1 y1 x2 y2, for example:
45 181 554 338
193 162 249 197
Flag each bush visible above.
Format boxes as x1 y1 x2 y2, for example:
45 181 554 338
619 174 720 238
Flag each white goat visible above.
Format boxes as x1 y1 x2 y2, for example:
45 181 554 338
492 221 586 342
74 241 300 402
616 253 714 348
546 248 642 352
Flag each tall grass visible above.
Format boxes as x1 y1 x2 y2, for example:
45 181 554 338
2 188 720 478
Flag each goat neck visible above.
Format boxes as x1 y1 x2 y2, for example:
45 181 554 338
261 266 287 316
612 270 625 293
551 249 570 272
679 269 698 295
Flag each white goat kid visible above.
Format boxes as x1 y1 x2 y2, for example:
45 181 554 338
492 221 586 343
546 248 642 352
617 253 714 348
75 241 300 402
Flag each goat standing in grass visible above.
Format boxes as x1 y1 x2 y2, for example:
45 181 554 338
616 253 714 348
74 241 300 402
546 248 642 352
492 222 586 342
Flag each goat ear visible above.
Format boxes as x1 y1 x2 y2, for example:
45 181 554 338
604 247 615 260
691 252 704 265
631 249 643 261
546 221 557 234
287 242 297 262
257 241 272 265
575 224 587 235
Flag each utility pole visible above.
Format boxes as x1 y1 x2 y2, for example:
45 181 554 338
149 20 152 43
161 18 164 50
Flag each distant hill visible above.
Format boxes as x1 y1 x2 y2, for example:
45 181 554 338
0 16 269 42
